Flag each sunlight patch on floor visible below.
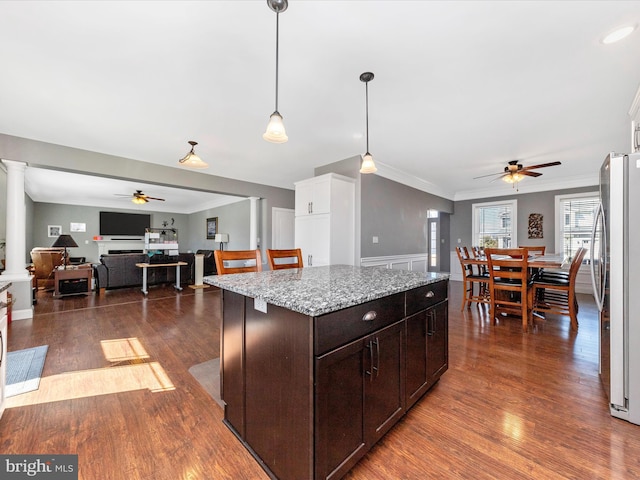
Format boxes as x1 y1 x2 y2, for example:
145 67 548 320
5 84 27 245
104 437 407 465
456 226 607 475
100 337 150 362
6 361 174 408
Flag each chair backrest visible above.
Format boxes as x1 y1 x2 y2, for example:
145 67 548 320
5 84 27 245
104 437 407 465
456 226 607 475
214 249 263 275
485 247 530 286
455 246 475 278
519 245 546 256
30 248 65 279
568 247 587 282
266 248 303 270
471 246 484 258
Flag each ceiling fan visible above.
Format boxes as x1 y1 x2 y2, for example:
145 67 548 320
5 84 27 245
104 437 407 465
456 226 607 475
115 190 166 204
474 160 562 184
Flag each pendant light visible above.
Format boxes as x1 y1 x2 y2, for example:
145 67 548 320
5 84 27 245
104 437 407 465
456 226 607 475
263 0 289 143
359 72 377 174
178 141 208 169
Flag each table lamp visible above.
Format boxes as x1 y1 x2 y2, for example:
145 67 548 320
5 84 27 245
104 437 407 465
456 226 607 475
52 234 78 270
213 233 229 251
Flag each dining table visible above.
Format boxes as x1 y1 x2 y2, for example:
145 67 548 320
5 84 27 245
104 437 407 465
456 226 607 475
465 252 567 270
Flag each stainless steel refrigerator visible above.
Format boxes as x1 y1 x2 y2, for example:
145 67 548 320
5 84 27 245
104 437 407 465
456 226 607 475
591 152 640 425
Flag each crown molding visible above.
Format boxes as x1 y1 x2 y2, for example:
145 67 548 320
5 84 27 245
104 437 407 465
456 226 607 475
372 161 454 200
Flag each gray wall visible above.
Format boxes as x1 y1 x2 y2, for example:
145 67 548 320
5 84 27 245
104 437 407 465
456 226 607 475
185 200 252 253
360 174 454 258
31 203 189 263
450 185 599 251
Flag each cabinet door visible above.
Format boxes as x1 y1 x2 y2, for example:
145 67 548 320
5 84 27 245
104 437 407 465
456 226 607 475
405 310 428 408
364 320 405 445
426 301 448 387
405 301 449 408
315 335 367 480
295 214 330 267
295 176 331 216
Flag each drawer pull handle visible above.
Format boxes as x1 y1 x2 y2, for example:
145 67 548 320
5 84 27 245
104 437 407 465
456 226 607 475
362 311 377 322
425 291 435 298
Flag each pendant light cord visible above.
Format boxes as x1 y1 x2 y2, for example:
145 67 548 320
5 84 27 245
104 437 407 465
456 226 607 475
274 11 280 113
365 80 370 153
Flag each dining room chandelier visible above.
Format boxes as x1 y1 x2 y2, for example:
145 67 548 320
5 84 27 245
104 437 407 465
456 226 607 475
263 0 289 143
359 72 377 174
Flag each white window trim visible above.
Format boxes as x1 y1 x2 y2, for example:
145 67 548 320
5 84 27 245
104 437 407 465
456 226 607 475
554 191 598 255
472 199 518 247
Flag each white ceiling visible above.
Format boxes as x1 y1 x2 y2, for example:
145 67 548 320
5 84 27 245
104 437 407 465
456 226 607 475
2 1 640 207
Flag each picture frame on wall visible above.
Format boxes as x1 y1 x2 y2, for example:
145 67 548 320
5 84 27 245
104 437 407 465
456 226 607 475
48 225 62 237
206 217 218 239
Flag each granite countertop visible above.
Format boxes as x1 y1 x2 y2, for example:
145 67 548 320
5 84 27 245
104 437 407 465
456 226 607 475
204 265 449 316
0 281 11 294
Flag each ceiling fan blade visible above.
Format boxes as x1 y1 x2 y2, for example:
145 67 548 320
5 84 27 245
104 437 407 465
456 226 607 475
473 171 504 179
521 161 561 170
145 196 165 201
520 171 542 177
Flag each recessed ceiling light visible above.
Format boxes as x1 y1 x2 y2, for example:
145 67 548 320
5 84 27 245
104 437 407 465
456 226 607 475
602 25 636 44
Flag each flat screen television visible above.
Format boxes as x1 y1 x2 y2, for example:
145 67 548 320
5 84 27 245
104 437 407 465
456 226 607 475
99 211 150 236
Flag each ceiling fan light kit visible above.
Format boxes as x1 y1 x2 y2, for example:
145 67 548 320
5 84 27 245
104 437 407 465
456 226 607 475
178 140 209 169
359 71 377 174
119 189 166 204
474 159 561 189
263 0 288 143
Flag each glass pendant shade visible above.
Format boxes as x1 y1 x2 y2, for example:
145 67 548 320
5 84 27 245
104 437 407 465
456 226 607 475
132 196 147 205
178 141 209 169
503 172 524 183
263 111 288 143
360 153 378 174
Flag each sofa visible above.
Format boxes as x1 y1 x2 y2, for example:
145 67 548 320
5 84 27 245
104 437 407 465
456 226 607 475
94 253 195 292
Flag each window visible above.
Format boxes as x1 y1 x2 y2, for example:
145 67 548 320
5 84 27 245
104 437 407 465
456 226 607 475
555 192 598 263
472 199 517 248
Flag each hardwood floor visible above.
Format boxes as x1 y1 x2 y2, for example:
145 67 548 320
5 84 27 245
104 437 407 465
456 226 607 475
1 281 639 479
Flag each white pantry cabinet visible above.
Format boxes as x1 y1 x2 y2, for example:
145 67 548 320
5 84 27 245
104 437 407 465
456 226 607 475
294 173 355 267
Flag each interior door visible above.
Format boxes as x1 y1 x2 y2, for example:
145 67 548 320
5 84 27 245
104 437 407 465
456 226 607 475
272 207 295 249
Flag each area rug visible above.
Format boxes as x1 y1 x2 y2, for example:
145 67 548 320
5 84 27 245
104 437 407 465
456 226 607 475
6 345 48 397
188 358 223 408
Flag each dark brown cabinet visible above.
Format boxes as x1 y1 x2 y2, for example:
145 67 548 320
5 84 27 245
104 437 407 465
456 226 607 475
220 279 448 480
405 282 449 408
315 320 405 480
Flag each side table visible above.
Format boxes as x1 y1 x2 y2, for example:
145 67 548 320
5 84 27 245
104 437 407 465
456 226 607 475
54 267 92 297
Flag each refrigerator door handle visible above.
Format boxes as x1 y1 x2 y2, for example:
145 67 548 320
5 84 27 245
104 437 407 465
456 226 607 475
590 201 606 312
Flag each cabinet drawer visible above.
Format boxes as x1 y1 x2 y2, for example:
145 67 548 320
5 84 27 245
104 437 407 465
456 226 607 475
405 280 448 316
314 293 405 355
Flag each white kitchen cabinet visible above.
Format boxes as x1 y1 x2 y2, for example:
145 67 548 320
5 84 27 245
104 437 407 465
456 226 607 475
294 173 355 267
295 175 332 216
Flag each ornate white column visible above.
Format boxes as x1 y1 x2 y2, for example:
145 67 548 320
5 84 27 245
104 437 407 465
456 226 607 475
1 159 28 278
1 159 33 320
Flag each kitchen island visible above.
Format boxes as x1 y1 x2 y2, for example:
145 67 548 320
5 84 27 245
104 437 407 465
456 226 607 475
205 265 449 480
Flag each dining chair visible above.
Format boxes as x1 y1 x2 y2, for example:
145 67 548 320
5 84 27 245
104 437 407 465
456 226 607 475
214 249 263 275
485 247 532 332
531 247 587 330
456 246 490 311
519 245 546 255
519 245 546 278
266 248 303 270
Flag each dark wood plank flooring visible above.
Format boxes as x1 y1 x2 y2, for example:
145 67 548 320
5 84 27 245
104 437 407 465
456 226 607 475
1 281 639 479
